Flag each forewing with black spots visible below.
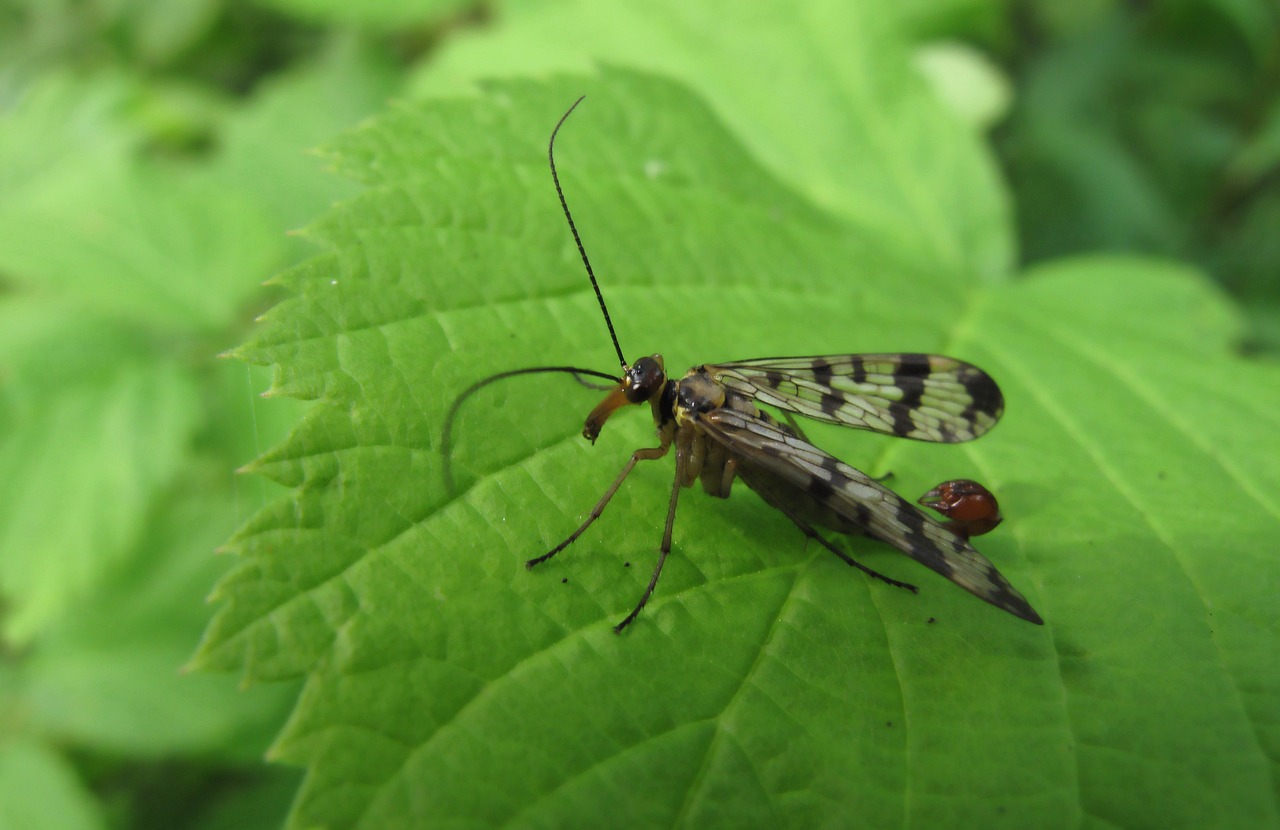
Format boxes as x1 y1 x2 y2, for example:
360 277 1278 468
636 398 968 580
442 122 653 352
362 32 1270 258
706 354 1003 443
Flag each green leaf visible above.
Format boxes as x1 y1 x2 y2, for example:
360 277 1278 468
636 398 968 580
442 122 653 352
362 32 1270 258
0 160 281 331
0 738 106 830
19 475 294 759
0 302 202 642
0 26 405 830
212 38 403 251
912 41 1012 131
254 0 476 29
186 767 301 830
0 71 141 201
412 0 1014 282
0 70 307 333
996 4 1280 348
198 67 1279 829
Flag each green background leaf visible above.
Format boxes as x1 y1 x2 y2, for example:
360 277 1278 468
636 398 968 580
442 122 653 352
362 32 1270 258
412 1 1016 283
0 31 397 829
0 738 105 830
253 0 474 30
196 67 1279 828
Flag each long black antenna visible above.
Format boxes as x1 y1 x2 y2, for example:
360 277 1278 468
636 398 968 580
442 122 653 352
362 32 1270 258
549 96 627 371
440 364 619 495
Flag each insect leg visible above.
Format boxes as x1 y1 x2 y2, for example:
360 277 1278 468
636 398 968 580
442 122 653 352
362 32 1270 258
697 439 736 498
613 433 690 633
716 456 738 498
813 530 917 592
527 444 670 569
775 506 918 593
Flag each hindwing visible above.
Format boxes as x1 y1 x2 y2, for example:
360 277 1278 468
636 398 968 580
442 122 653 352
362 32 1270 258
697 406 1041 623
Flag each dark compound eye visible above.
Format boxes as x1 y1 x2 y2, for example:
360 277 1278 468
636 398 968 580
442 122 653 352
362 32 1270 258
624 355 666 403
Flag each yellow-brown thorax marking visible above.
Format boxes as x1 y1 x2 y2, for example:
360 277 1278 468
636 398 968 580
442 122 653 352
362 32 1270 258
585 354 784 501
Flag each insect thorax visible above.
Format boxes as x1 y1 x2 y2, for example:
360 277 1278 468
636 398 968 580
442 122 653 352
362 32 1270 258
673 369 727 427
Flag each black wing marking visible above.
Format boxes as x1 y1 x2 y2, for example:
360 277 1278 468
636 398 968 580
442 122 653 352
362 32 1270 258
698 407 1041 624
705 354 1003 442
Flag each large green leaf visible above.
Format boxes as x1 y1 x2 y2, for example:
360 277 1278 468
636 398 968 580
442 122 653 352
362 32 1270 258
196 67 1279 829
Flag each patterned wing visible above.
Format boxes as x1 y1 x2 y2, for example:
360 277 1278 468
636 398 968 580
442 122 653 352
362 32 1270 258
697 407 1041 624
705 354 1003 442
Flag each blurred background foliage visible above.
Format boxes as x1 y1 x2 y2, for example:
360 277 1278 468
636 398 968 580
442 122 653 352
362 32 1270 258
996 0 1280 350
0 0 1274 827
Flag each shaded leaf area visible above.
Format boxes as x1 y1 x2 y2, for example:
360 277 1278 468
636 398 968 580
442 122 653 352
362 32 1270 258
196 69 1280 829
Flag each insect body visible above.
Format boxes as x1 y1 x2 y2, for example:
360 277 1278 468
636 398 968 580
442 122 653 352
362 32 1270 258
520 97 1042 632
